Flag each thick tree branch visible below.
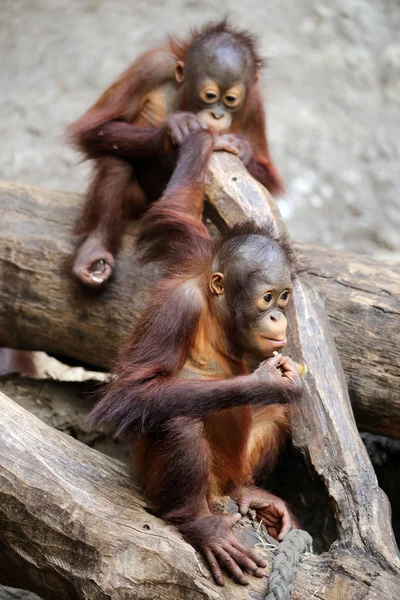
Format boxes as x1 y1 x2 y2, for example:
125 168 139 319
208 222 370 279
0 391 399 599
205 153 400 573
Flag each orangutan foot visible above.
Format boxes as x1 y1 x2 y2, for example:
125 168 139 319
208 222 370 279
72 236 115 288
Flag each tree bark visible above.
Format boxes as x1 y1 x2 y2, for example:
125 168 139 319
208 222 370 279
0 391 399 600
205 154 399 574
0 180 399 438
300 244 400 439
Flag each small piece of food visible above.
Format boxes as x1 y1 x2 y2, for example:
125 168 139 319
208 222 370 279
272 351 307 377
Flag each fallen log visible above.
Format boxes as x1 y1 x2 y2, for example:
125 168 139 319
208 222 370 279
0 391 399 600
300 244 400 439
0 180 399 438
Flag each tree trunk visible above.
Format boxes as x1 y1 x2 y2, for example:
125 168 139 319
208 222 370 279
0 391 398 600
0 180 399 438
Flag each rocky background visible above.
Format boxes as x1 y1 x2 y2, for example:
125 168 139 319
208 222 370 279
1 0 399 597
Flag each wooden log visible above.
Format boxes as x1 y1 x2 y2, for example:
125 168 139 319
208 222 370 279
0 180 399 438
301 244 400 439
0 390 399 600
205 153 400 573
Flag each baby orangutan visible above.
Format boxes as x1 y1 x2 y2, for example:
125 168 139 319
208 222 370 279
89 130 302 586
68 20 283 287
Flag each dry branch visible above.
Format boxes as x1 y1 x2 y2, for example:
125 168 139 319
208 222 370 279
0 391 399 600
205 154 399 573
0 180 399 437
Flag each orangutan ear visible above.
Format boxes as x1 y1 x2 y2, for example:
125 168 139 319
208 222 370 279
210 272 225 296
175 61 185 83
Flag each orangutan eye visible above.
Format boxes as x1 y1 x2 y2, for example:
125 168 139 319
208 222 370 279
279 290 291 305
262 293 273 304
224 94 238 106
201 90 219 103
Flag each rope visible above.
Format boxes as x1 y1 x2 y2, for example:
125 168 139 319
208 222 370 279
264 529 313 600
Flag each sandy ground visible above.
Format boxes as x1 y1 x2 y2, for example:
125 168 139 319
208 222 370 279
0 1 399 597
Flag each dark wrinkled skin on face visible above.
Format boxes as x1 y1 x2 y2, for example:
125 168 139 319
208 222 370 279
182 33 255 134
212 235 293 361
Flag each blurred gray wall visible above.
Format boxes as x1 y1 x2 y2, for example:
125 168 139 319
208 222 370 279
1 0 399 257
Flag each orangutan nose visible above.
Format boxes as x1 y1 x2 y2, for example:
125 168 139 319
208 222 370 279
269 310 281 323
211 109 224 120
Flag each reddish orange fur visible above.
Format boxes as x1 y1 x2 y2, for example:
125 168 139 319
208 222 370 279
87 130 301 585
89 131 295 519
67 47 177 141
248 405 290 479
205 407 253 495
67 21 283 278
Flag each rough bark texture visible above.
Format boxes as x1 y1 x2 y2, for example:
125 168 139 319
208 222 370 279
302 245 400 439
205 154 399 575
0 391 399 600
0 180 399 438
